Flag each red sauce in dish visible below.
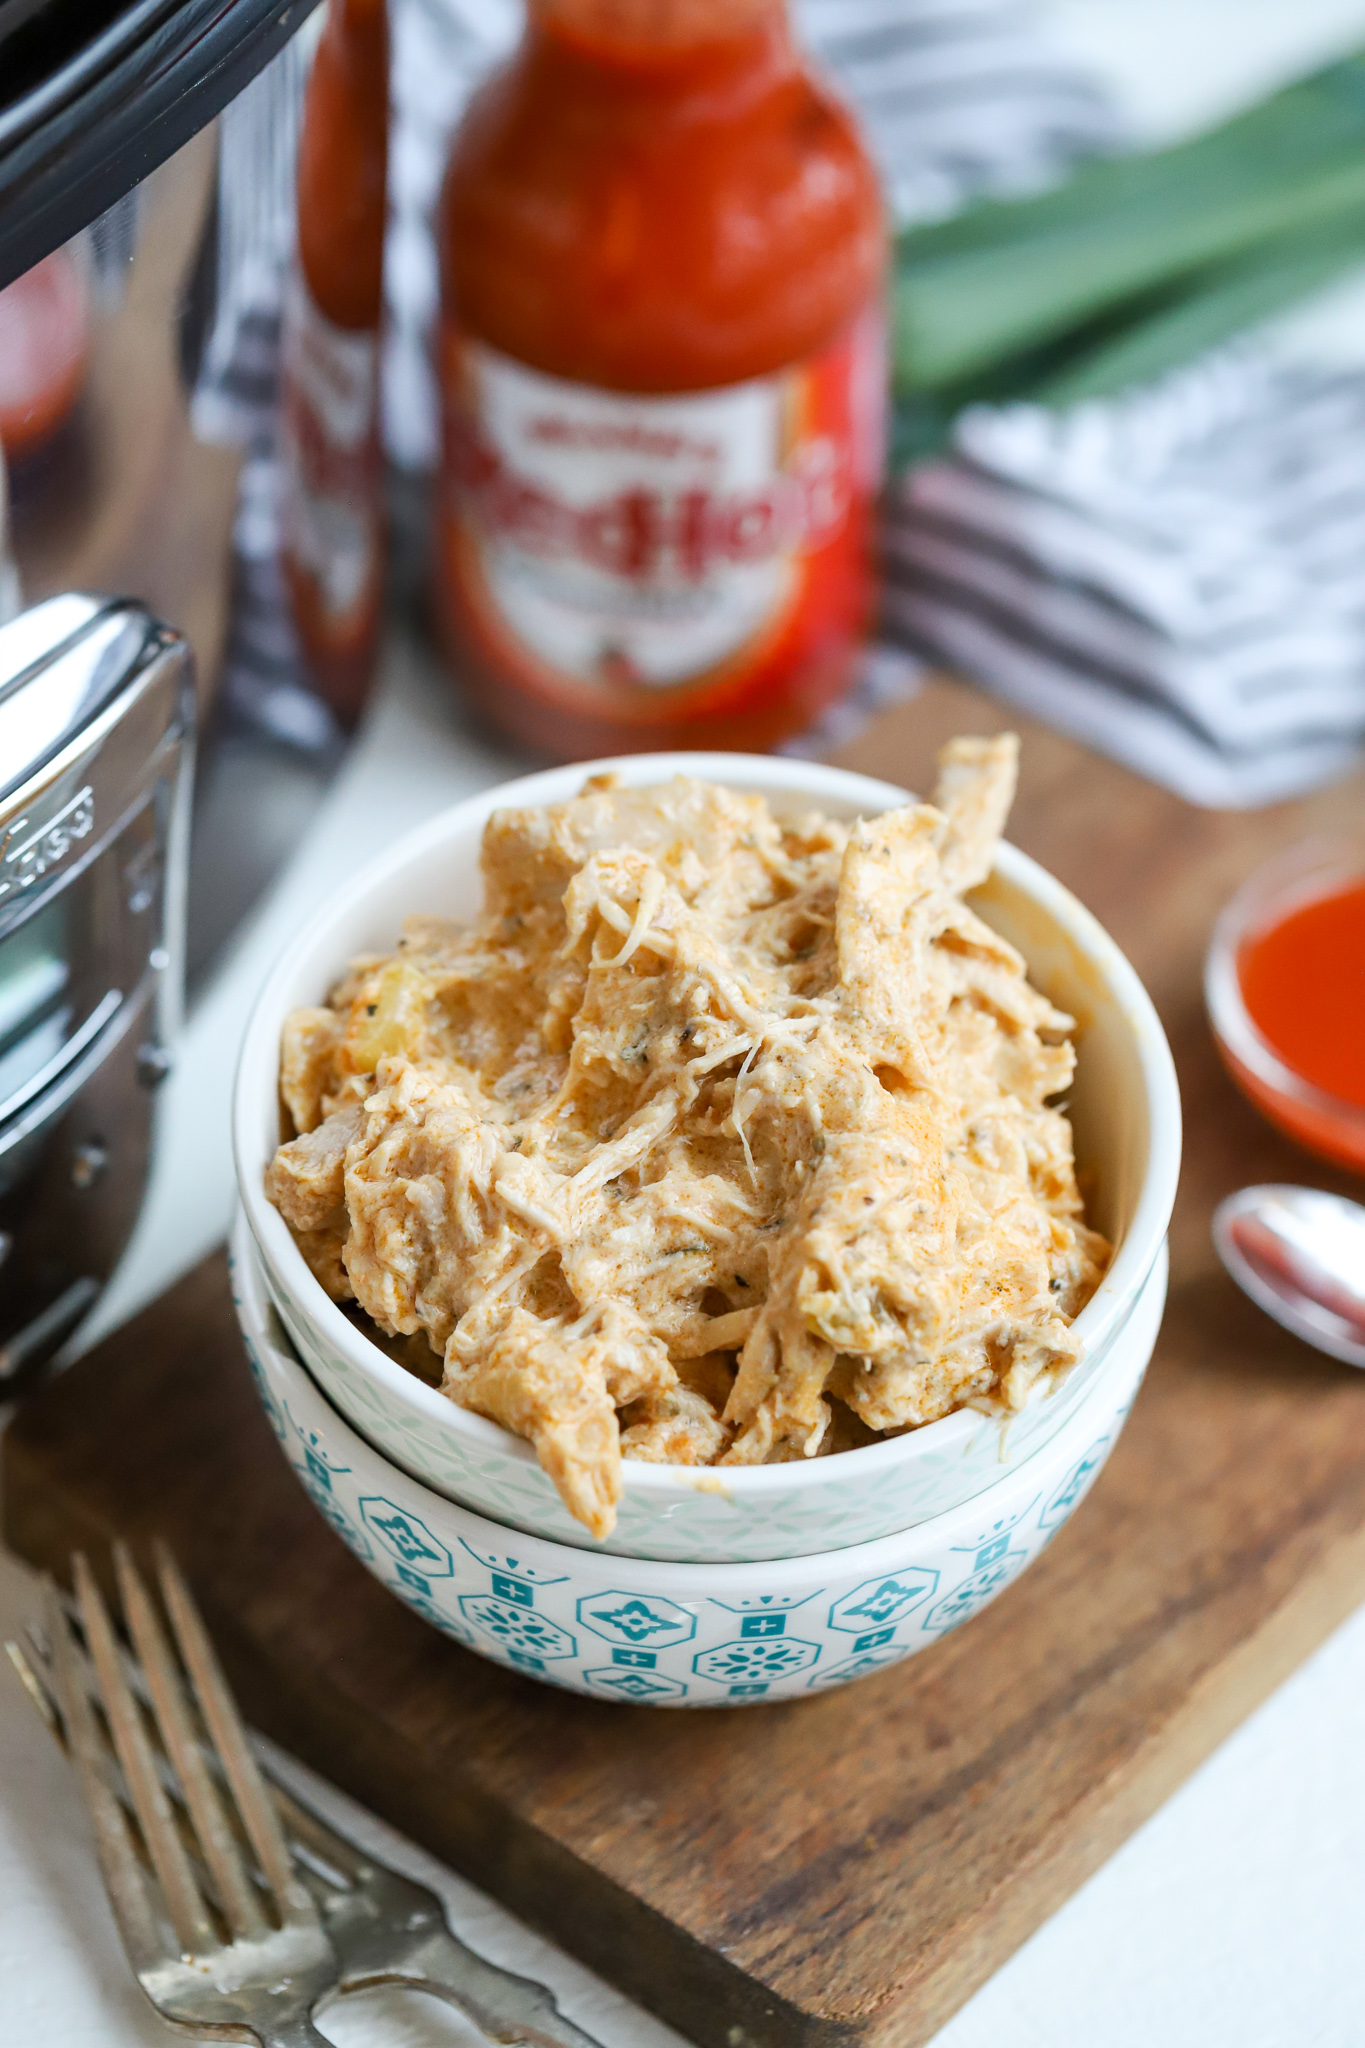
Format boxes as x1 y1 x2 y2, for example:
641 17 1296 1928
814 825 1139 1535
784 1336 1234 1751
1238 881 1365 1110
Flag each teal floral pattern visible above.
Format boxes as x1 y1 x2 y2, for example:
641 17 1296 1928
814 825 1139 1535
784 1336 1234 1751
232 1212 1162 1712
231 1220 1162 1708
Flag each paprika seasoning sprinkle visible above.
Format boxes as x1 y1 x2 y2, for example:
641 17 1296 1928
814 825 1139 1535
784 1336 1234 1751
434 0 886 759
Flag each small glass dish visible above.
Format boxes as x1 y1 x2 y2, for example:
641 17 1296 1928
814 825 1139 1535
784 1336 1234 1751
1206 836 1365 1174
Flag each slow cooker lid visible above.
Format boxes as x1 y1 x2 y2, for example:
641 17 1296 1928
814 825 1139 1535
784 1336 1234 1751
0 0 320 292
0 596 163 808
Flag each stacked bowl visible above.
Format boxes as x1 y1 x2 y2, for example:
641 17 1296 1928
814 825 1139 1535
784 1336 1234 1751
232 755 1181 1705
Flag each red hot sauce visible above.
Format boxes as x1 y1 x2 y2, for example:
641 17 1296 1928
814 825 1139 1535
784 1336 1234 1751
434 0 885 760
1239 882 1365 1111
1231 878 1365 1171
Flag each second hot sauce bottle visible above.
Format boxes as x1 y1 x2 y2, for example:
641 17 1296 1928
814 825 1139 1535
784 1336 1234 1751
279 0 389 730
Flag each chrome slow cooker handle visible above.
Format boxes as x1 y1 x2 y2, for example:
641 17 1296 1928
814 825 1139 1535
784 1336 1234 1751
0 595 195 1394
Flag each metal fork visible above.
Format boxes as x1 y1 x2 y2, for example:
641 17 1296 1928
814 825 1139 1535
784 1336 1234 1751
8 1542 604 2048
19 1544 336 2044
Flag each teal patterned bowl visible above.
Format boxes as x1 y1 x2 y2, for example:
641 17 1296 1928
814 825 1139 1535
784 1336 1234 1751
234 754 1180 1563
232 1216 1164 1708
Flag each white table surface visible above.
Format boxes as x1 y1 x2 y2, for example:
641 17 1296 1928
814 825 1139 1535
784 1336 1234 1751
7 6 1365 2042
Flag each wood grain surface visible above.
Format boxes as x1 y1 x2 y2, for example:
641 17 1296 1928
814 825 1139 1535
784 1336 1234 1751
5 681 1365 2048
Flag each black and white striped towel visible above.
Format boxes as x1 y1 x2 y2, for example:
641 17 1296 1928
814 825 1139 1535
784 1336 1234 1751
888 349 1365 805
197 0 1365 803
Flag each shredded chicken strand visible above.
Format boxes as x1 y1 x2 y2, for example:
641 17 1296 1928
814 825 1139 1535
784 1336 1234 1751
265 746 1110 1537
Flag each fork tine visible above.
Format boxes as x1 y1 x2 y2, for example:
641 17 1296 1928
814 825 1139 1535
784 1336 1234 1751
115 1544 269 1943
44 1579 166 1975
266 1778 367 1886
15 1616 358 1887
6 1637 62 1740
154 1542 315 1927
73 1553 215 1959
15 1611 360 1909
16 1619 287 1922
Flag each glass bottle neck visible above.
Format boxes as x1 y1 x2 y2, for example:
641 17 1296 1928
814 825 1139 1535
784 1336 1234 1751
323 0 387 52
529 0 790 76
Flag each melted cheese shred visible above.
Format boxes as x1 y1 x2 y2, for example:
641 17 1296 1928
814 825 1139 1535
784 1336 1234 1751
266 741 1110 1538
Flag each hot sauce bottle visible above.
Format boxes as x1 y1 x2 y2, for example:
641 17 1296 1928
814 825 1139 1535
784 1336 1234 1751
279 0 389 730
435 0 885 759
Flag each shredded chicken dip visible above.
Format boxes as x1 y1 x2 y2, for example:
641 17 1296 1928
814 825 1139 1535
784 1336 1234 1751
267 738 1110 1538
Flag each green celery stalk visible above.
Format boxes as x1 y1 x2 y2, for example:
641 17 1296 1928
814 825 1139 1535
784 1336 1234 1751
894 55 1365 267
890 327 1105 463
889 216 1365 464
1033 228 1365 407
892 52 1365 391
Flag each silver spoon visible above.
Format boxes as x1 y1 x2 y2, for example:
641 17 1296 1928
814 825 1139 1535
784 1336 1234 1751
1213 1185 1365 1368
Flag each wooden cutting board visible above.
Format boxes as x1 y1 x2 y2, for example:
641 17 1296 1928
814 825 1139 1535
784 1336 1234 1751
6 679 1365 2048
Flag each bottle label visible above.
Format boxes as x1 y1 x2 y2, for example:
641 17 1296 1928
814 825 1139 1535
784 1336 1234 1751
437 307 884 717
278 270 383 631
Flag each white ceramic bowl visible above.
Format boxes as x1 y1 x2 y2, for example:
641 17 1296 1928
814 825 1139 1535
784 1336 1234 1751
231 1216 1165 1706
234 753 1180 1563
